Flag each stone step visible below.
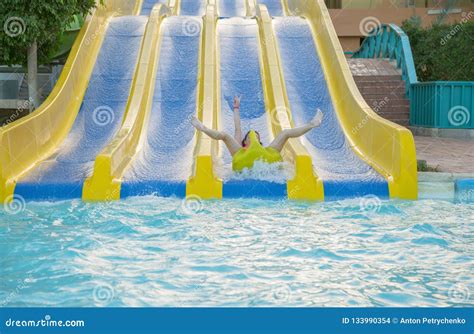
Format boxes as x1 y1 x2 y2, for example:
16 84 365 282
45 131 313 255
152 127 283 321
365 99 410 107
377 111 410 119
375 115 410 126
356 81 406 88
353 75 403 83
373 107 410 115
359 87 406 96
390 119 410 126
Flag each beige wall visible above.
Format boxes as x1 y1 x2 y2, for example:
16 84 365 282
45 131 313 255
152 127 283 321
333 0 473 9
329 7 473 51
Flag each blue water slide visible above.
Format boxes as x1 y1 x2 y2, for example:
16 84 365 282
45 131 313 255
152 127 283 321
258 0 284 16
219 0 247 17
121 16 201 197
15 16 148 201
273 17 389 200
180 0 206 16
217 18 287 198
140 0 167 16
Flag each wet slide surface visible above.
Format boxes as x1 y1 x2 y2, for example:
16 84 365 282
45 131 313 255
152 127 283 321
218 18 287 198
219 0 247 17
15 17 148 200
258 0 284 16
273 17 389 199
121 17 201 197
140 0 167 16
180 0 206 16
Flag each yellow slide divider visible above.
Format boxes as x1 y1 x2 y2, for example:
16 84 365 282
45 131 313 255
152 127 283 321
256 5 324 201
246 0 256 16
0 0 140 203
186 4 223 199
286 0 418 199
82 4 170 201
168 0 179 15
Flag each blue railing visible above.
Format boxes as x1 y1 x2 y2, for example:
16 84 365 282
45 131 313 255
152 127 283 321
353 24 473 129
352 24 418 97
410 82 473 129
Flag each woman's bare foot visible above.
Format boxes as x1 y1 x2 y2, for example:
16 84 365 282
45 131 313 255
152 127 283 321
310 109 323 127
191 116 206 131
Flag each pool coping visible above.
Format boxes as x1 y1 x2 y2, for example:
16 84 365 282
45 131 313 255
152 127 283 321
418 172 474 201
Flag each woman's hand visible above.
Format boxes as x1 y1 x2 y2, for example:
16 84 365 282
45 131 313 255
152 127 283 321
233 95 241 110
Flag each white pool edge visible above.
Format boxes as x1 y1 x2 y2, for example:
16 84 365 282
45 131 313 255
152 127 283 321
418 172 474 201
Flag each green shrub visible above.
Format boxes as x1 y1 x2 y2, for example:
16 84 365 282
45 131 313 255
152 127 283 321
0 0 99 66
402 16 474 82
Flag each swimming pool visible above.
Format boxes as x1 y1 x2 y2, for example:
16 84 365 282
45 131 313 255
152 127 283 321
1 196 472 307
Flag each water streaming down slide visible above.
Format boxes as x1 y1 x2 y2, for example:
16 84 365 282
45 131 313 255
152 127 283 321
273 17 389 199
15 16 148 200
121 17 201 197
217 18 288 198
179 0 206 16
218 0 247 17
258 0 284 16
140 0 167 16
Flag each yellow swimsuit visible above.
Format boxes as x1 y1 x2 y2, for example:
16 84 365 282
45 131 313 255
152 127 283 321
232 130 282 171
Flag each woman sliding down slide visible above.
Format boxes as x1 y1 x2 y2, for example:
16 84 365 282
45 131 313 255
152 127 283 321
192 96 323 171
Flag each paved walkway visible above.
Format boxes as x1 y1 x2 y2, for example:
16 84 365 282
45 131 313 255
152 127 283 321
414 136 474 173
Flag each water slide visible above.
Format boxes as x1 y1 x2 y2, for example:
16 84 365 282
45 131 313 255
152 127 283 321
0 0 141 202
179 0 206 16
1 0 417 203
281 0 417 199
140 0 167 15
119 16 201 197
217 18 287 198
14 16 147 200
218 0 247 17
273 17 388 199
0 1 174 202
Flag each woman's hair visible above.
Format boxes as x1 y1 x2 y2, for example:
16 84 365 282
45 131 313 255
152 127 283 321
242 131 262 147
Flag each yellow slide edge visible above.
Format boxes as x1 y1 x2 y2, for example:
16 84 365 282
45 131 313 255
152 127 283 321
82 4 170 201
256 4 324 201
168 0 179 15
0 0 140 203
287 0 418 199
186 4 223 200
246 0 257 17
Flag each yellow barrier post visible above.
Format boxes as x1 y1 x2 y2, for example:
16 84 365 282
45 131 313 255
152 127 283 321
186 5 223 199
285 0 418 199
256 5 324 201
82 4 170 201
0 0 140 203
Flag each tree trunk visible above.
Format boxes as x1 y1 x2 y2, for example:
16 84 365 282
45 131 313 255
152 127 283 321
27 40 39 112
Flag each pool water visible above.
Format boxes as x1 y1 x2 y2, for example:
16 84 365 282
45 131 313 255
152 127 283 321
1 196 472 307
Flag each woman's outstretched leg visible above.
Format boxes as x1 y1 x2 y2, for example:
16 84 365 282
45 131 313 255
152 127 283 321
268 109 323 152
191 116 242 156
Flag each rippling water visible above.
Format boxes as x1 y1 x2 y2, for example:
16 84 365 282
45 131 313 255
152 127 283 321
1 197 473 307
